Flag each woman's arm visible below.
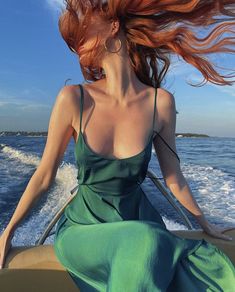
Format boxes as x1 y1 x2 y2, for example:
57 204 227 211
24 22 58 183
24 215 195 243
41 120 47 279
153 89 233 240
2 85 77 238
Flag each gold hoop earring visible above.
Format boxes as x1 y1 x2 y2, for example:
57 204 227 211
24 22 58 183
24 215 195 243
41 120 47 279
104 37 122 53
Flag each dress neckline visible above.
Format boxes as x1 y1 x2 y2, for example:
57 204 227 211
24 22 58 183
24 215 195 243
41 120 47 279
74 83 158 162
75 131 154 161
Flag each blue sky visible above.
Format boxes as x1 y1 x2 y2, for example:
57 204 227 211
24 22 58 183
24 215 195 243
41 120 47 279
0 1 234 138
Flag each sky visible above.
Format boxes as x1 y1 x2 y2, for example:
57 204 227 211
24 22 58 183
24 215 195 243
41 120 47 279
0 1 235 138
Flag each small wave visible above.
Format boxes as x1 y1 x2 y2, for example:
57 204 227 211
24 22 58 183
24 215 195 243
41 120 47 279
181 162 235 222
0 144 80 245
8 160 79 246
0 143 6 150
163 216 189 231
1 144 41 166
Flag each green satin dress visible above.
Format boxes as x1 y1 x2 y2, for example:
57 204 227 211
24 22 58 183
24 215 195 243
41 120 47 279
54 84 235 292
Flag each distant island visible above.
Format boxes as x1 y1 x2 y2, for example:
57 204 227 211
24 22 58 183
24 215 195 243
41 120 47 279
175 133 209 138
0 131 48 137
0 131 210 138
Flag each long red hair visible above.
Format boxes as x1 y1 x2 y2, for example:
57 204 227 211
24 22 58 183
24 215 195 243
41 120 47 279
58 0 235 88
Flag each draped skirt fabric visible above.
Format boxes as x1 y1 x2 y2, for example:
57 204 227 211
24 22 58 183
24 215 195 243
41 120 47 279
54 212 235 292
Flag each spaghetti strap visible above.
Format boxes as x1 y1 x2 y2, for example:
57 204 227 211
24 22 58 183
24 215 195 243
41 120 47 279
78 84 84 134
154 132 181 163
151 87 180 163
152 87 157 132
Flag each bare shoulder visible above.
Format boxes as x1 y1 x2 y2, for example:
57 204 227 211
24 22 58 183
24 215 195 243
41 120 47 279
154 87 176 133
53 84 84 131
157 88 176 119
56 84 82 106
157 87 175 109
34 84 82 186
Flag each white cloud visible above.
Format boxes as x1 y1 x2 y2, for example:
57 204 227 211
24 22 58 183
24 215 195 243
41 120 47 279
0 87 49 102
186 73 235 97
168 52 235 98
0 100 50 112
46 0 66 13
212 83 235 97
167 55 200 80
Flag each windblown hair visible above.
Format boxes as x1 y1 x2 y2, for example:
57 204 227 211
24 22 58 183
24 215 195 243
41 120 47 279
58 0 235 88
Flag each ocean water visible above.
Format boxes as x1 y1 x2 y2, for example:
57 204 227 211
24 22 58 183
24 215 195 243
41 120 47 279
0 135 234 246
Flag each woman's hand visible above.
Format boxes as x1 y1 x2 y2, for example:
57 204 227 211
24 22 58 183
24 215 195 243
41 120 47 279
201 221 235 241
194 213 234 241
0 231 14 269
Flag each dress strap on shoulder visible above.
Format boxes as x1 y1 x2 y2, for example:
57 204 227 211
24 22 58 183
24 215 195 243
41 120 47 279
151 87 180 163
152 87 158 132
78 84 84 134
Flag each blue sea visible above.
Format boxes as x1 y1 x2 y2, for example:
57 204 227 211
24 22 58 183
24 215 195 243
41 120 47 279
0 135 234 246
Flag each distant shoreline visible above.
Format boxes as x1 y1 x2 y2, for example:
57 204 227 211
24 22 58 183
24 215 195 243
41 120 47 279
0 131 210 138
175 133 209 138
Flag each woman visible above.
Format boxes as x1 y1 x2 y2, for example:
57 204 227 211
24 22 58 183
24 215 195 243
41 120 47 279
1 0 235 291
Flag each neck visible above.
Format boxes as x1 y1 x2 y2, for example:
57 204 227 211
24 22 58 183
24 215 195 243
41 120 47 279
101 51 144 105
